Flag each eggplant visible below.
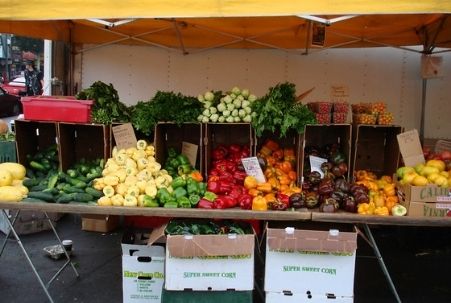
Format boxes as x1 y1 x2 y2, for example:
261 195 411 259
342 195 357 213
305 191 319 209
307 171 321 185
318 179 334 196
331 165 343 177
319 198 338 213
335 179 351 193
289 193 306 209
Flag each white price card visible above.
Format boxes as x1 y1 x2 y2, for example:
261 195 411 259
112 123 137 150
309 155 328 178
181 141 198 167
241 157 265 183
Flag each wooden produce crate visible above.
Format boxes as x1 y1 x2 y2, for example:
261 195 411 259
58 122 110 171
14 119 59 167
0 141 17 163
204 123 254 177
154 122 203 175
351 125 403 179
300 124 352 181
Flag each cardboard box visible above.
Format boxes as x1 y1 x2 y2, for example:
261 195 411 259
160 224 255 291
397 182 451 203
14 119 59 167
266 291 353 303
58 122 110 171
400 200 451 218
300 124 352 181
352 124 402 178
81 214 119 232
154 122 203 176
264 223 357 301
122 231 165 303
204 123 254 177
21 96 93 123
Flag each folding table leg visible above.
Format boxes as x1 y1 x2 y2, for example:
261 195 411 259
0 209 20 257
44 212 80 287
0 209 55 303
362 224 402 303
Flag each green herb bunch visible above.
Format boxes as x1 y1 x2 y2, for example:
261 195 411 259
251 82 316 137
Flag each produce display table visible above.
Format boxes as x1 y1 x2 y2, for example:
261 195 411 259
2 201 450 303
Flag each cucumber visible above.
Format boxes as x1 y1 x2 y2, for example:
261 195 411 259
30 161 45 171
42 188 59 195
66 177 87 188
63 185 85 194
27 191 55 202
47 174 59 189
30 184 48 192
85 187 103 198
73 193 94 203
22 178 41 188
56 193 75 204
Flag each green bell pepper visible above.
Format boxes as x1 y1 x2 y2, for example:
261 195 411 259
198 182 207 196
171 176 187 189
164 201 178 208
167 148 178 159
143 195 159 207
176 154 191 166
177 196 191 208
188 194 200 206
203 191 217 202
186 177 199 195
178 164 192 176
156 188 172 204
173 187 187 199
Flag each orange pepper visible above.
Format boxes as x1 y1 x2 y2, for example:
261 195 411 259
190 171 203 182
288 170 297 181
279 161 293 174
373 193 385 208
257 182 272 193
244 176 258 189
380 175 393 184
248 188 261 197
268 177 280 190
278 175 291 186
264 139 280 152
283 148 295 157
383 183 396 197
355 170 368 181
259 146 272 157
279 184 290 192
385 196 399 211
272 149 284 160
290 186 302 194
265 156 276 166
264 168 275 178
264 193 276 203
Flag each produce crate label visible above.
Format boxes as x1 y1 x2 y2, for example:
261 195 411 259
181 141 198 167
113 123 137 150
241 157 265 183
437 196 451 202
309 155 328 178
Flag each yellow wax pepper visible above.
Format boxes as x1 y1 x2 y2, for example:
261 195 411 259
252 196 268 211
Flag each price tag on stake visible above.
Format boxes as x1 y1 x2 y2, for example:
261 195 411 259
309 155 328 178
241 157 266 183
112 123 137 150
181 141 198 167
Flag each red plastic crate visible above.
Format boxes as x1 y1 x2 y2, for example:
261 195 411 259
21 96 93 123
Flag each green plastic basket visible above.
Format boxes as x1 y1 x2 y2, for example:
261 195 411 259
0 141 17 163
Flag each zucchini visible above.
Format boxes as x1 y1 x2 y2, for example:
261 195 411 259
47 174 59 189
73 193 94 203
27 191 55 202
85 187 103 198
29 161 45 171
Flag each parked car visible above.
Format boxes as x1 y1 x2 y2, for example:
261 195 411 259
0 76 26 96
0 87 22 118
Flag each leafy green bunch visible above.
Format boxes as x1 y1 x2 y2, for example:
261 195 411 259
251 82 316 137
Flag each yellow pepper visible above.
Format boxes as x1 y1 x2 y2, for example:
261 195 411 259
357 202 376 215
257 182 272 193
383 183 396 197
252 196 268 211
374 206 389 216
373 193 386 208
244 176 258 190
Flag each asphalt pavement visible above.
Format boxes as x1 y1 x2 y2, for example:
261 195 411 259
0 214 450 303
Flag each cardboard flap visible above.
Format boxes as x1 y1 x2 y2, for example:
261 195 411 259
267 228 357 253
397 129 425 167
147 224 167 246
121 243 165 257
167 234 255 257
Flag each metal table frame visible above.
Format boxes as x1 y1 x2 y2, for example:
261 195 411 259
0 209 80 303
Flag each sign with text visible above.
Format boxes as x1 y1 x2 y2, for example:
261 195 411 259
112 123 137 150
309 155 328 178
181 141 198 167
396 129 425 167
330 85 349 103
241 157 265 183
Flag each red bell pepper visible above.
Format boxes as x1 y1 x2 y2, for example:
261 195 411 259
218 171 235 184
239 194 253 210
241 146 250 158
213 160 229 172
225 160 237 172
228 144 242 155
277 193 290 207
214 195 238 209
229 186 244 200
233 171 247 184
197 198 214 209
212 145 228 160
207 180 221 193
207 180 233 194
